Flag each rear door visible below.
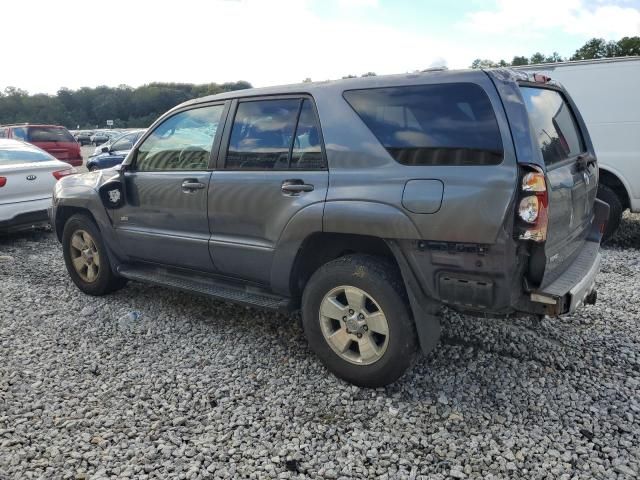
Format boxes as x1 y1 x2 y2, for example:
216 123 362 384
520 86 598 281
208 96 328 284
113 103 226 272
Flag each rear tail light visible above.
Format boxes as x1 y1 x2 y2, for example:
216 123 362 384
0 177 6 187
518 166 548 242
53 167 77 180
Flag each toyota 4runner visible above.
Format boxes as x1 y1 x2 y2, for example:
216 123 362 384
50 69 609 387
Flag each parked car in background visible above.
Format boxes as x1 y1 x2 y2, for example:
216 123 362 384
51 69 608 387
515 56 640 241
0 139 76 233
86 130 146 171
0 124 83 167
74 130 94 146
90 131 120 146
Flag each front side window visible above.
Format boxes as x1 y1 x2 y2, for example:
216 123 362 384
134 105 224 171
343 83 504 166
520 87 585 166
226 99 300 170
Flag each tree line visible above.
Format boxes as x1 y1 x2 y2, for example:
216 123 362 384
471 36 640 69
0 81 252 129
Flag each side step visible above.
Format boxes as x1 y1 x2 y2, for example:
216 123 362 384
117 264 292 312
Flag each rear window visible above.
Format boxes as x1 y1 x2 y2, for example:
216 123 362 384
343 83 503 166
0 147 53 164
520 87 585 166
27 127 75 143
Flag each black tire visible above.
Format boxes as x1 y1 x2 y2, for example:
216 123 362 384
301 254 418 388
62 213 126 296
89 165 99 172
597 184 623 243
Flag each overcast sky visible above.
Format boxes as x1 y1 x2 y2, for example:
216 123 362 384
2 0 639 94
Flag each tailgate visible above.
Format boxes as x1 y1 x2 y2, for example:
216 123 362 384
519 85 599 287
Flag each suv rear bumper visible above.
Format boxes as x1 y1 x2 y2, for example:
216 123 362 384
530 240 601 316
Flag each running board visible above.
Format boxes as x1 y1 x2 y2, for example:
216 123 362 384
117 264 291 311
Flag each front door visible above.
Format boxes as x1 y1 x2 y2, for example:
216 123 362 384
114 103 226 272
208 97 328 284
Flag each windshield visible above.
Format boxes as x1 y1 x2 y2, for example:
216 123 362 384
28 127 75 143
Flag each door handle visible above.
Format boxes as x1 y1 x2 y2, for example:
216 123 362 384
182 180 206 191
281 179 314 195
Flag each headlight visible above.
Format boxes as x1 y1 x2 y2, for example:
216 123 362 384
518 196 539 223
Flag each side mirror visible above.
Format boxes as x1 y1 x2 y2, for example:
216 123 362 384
101 146 109 153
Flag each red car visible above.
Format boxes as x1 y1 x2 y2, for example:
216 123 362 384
0 124 83 167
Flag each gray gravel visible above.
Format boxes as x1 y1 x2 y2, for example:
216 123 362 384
1 214 639 479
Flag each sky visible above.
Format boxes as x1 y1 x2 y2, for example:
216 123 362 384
1 0 639 94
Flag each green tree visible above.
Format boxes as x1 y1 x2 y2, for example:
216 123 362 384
544 52 564 63
530 52 546 64
0 81 252 128
511 56 529 66
470 59 499 69
616 36 640 56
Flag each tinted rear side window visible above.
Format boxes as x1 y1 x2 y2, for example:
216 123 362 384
520 87 585 166
343 83 503 166
28 127 75 143
226 99 300 170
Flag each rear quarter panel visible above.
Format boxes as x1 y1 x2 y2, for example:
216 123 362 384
315 70 518 245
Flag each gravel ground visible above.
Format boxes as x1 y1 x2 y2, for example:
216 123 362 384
1 214 639 480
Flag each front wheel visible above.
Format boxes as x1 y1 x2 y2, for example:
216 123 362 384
62 214 126 295
301 254 418 387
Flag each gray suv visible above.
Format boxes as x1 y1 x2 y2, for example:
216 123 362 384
50 69 609 387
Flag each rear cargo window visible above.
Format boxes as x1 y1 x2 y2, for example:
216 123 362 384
27 127 75 143
520 87 585 166
343 83 503 166
0 148 53 164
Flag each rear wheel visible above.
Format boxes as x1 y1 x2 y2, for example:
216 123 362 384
597 184 623 243
301 254 418 387
62 214 126 295
89 165 99 172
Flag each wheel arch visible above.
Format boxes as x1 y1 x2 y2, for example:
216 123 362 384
54 205 101 242
599 166 631 210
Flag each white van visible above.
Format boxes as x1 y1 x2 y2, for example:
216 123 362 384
516 57 640 240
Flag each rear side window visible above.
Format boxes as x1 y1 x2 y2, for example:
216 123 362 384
27 127 75 143
226 99 299 170
225 98 325 170
11 127 27 140
520 87 585 166
343 83 503 166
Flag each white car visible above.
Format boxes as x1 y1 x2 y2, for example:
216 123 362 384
0 139 76 233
